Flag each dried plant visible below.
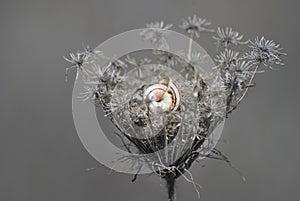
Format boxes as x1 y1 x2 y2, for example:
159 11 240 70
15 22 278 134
64 15 285 201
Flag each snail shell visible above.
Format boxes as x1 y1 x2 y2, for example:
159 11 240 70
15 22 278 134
144 78 180 113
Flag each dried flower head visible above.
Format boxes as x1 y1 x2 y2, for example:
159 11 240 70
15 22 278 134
234 61 254 89
140 21 173 49
83 44 102 59
183 52 207 79
220 60 253 91
215 49 240 70
187 52 207 68
179 15 214 38
245 36 285 68
78 85 100 101
213 27 246 49
64 44 100 82
64 52 86 68
208 98 227 118
233 60 253 73
64 52 88 82
81 64 104 83
152 50 179 67
124 55 151 67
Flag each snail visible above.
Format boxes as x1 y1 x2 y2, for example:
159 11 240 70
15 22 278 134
144 77 180 113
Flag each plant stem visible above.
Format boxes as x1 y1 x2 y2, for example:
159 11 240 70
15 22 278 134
236 64 259 104
227 64 260 114
188 37 193 58
166 177 176 201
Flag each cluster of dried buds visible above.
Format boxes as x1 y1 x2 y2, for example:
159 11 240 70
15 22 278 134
65 15 285 201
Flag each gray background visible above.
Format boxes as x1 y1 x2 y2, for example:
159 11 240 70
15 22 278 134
0 0 299 201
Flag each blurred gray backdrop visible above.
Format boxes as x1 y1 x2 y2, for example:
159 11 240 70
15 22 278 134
0 0 299 201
